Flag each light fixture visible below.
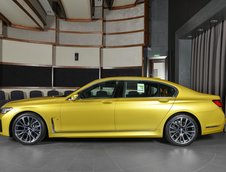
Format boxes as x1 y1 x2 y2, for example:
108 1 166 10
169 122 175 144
210 19 218 24
197 28 204 32
187 35 192 38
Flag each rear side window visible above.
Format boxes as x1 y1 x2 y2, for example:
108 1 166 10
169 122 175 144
159 84 176 97
123 81 176 98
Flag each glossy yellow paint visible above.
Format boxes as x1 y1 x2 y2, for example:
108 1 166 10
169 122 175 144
0 77 225 139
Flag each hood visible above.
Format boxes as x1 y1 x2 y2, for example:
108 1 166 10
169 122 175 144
3 96 66 108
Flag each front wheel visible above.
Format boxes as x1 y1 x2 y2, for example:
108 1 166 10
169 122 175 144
164 114 198 146
12 112 46 145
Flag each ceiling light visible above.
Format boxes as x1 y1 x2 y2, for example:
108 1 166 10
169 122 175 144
197 28 204 32
210 19 218 24
187 35 192 38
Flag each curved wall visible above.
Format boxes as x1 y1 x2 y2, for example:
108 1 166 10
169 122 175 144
104 3 145 47
0 2 147 90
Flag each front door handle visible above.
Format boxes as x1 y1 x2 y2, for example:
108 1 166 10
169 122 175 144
102 101 112 104
158 98 169 103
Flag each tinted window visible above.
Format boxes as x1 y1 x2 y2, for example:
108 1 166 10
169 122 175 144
123 81 158 98
79 81 117 99
123 81 176 98
159 84 176 97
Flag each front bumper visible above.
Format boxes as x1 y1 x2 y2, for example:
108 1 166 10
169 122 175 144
224 118 226 133
0 119 2 132
0 113 12 136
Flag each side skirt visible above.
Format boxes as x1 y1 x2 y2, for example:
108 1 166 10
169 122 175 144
48 130 163 138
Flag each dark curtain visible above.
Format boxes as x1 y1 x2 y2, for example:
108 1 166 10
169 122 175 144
191 20 226 110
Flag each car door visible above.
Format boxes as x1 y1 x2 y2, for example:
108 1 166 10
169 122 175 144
60 81 117 132
115 80 176 131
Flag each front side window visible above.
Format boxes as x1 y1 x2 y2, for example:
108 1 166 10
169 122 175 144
123 81 176 98
79 81 117 99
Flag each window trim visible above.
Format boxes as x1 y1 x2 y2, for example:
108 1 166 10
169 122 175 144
120 80 178 98
78 80 120 100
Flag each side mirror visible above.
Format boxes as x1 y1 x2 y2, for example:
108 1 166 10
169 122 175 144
69 94 78 101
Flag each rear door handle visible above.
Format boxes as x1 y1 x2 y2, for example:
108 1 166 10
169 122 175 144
102 101 112 104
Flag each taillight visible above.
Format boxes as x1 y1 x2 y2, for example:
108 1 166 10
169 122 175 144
212 100 223 107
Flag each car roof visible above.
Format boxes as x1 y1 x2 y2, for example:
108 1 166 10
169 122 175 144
97 76 162 82
91 76 181 89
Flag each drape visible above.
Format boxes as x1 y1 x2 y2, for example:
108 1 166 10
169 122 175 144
191 20 226 110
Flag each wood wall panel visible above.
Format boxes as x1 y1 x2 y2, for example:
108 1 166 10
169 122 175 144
104 32 144 47
7 27 55 43
104 17 144 33
59 19 102 32
59 32 102 46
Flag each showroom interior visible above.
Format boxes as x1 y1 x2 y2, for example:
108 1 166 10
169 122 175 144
0 0 226 172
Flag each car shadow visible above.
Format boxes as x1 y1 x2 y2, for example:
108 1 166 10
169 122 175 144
39 137 163 145
38 134 222 146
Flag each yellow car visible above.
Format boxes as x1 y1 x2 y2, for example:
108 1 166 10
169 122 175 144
0 77 225 146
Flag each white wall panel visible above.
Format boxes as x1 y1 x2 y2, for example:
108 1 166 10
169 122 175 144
1 40 52 65
105 17 144 33
59 33 102 46
104 3 144 20
7 27 55 43
105 32 144 46
102 46 142 67
55 46 100 67
59 19 102 32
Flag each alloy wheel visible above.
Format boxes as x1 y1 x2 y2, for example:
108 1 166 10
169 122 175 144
14 115 42 144
166 115 198 146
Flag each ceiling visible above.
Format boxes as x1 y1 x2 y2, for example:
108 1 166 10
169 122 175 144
0 0 45 29
0 0 141 29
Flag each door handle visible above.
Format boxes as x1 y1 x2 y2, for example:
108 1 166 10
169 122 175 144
102 101 112 104
158 98 169 103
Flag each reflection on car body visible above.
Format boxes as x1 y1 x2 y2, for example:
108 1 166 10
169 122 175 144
0 77 225 146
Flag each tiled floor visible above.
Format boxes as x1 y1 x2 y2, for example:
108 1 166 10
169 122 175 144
0 133 226 172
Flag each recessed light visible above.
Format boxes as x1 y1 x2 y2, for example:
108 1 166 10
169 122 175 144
197 28 204 32
210 19 218 24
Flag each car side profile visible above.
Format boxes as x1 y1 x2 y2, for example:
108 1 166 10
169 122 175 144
0 77 225 146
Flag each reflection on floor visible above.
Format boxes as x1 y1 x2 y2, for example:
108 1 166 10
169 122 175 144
0 133 226 172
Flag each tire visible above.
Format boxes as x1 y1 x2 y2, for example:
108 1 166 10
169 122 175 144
164 114 198 146
12 112 46 145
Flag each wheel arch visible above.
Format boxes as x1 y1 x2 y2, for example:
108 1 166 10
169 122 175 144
163 112 202 137
9 111 49 138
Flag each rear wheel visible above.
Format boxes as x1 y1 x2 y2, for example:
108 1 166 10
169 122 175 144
12 112 46 145
164 114 198 146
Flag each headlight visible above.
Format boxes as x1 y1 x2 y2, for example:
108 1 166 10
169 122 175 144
0 107 13 114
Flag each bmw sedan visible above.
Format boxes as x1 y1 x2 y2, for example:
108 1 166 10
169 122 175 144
0 77 225 146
